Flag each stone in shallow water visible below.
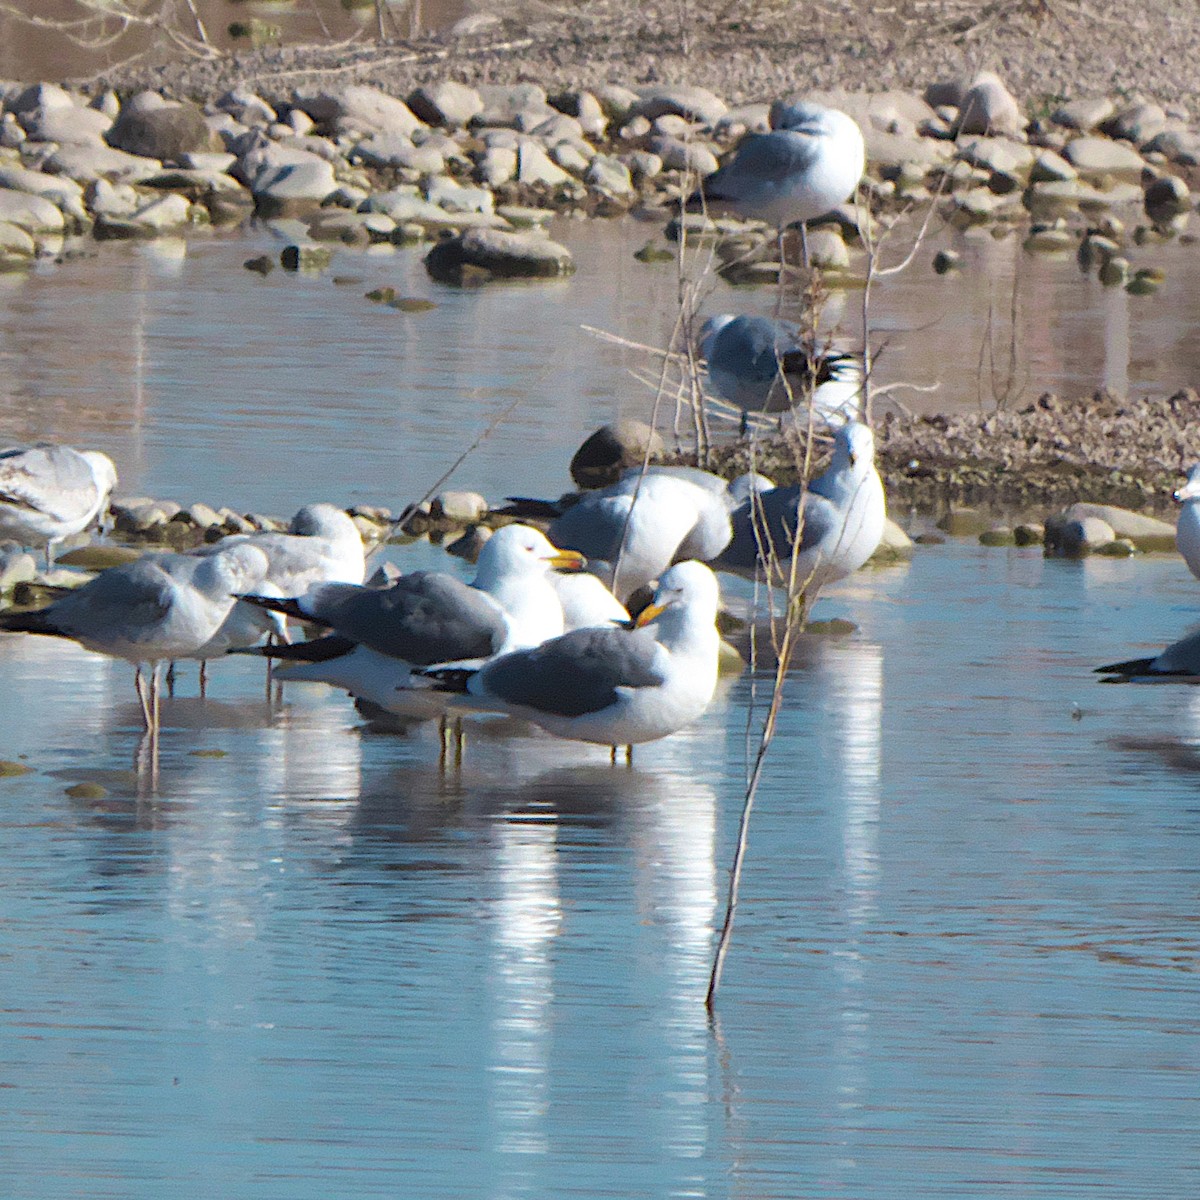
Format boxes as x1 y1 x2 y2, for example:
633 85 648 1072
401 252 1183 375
424 228 574 283
1044 514 1115 556
280 242 333 271
569 421 663 489
106 99 213 161
937 508 990 537
0 760 33 777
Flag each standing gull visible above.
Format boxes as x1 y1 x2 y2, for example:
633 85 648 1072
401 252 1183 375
714 421 885 602
0 542 270 730
236 524 583 724
0 444 118 565
424 560 722 753
701 100 865 262
1174 463 1200 581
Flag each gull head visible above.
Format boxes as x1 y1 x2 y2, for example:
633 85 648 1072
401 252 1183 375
834 420 875 471
288 502 359 540
1174 463 1200 504
635 560 721 628
479 523 585 580
202 542 272 594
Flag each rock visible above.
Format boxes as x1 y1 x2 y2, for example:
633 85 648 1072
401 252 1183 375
516 140 572 187
1058 502 1175 550
445 524 492 563
426 175 494 214
880 518 914 552
937 508 990 536
647 135 719 176
1029 149 1077 183
1103 101 1167 145
1062 136 1147 181
0 549 37 593
625 150 663 181
1142 128 1200 166
106 99 213 161
932 248 961 274
0 220 35 258
979 526 1015 546
630 85 727 126
593 84 640 125
1044 512 1115 556
1098 255 1130 286
424 227 574 282
1024 227 1075 254
9 82 75 117
924 78 971 109
432 490 488 523
85 178 141 218
0 760 33 776
570 421 664 489
472 83 550 129
65 782 107 799
956 72 1023 137
214 87 276 127
957 136 1036 175
186 502 222 530
805 227 849 269
253 158 337 216
1144 174 1190 223
585 153 635 196
1013 523 1045 546
352 132 444 173
0 165 85 219
299 86 423 138
913 531 946 545
407 81 483 129
0 113 25 148
0 189 63 234
20 102 112 145
494 205 553 228
55 545 142 569
280 242 333 271
129 192 191 232
43 143 161 184
1051 98 1115 132
478 144 518 186
550 139 592 176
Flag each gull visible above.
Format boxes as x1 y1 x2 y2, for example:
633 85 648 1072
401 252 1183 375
698 314 863 431
1096 627 1200 683
186 503 366 690
713 421 886 604
422 560 722 757
701 99 865 262
1174 464 1200 581
547 471 734 603
0 444 118 566
0 542 270 730
236 524 583 727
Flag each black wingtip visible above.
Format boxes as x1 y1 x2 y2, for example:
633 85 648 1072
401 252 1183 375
495 497 563 520
0 609 60 636
415 666 475 694
1094 657 1156 678
236 593 310 622
229 634 356 662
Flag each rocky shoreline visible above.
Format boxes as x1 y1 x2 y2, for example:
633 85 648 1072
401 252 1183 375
0 61 1199 546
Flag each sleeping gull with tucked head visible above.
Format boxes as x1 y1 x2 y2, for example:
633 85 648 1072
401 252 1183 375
0 444 118 566
423 560 722 756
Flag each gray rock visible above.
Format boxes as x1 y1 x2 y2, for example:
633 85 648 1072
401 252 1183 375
618 115 653 141
445 524 492 563
9 82 75 117
426 175 494 214
42 142 161 184
957 136 1036 175
20 103 112 145
1144 173 1191 222
0 165 85 217
215 87 276 127
923 78 971 109
1103 101 1167 145
956 72 1023 137
527 111 584 142
473 83 550 129
130 193 191 232
1051 97 1115 132
407 81 483 129
252 158 337 215
432 490 488 523
424 227 574 282
647 135 719 176
1044 513 1115 556
0 113 25 148
106 99 213 162
572 92 608 139
1029 149 1078 183
279 241 333 271
625 150 663 180
0 219 35 257
592 84 640 125
516 140 572 187
180 150 236 173
570 421 664 489
0 549 37 593
1141 128 1200 166
1063 136 1147 180
0 189 63 234
550 140 593 176
1059 502 1174 549
299 86 423 139
352 132 444 173
631 85 727 126
85 178 141 218
865 129 953 170
187 502 222 530
585 153 634 196
714 103 772 140
477 144 518 186
805 227 849 269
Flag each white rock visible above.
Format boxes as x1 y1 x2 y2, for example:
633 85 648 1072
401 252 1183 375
43 142 161 183
131 192 191 231
20 103 112 145
0 189 64 233
956 72 1023 137
516 140 572 187
301 85 423 138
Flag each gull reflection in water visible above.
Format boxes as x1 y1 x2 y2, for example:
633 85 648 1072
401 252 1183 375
482 742 718 1188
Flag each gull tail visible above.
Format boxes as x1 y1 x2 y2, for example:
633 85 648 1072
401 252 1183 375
1094 657 1197 683
229 634 356 661
493 497 563 519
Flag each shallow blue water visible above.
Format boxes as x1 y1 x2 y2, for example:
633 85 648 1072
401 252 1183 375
1 223 1200 1196
2 542 1199 1198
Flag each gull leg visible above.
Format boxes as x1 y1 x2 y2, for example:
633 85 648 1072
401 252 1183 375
135 665 153 731
199 659 208 698
610 744 618 764
149 662 162 734
799 221 810 269
166 661 177 697
453 716 465 767
625 744 634 766
438 714 450 771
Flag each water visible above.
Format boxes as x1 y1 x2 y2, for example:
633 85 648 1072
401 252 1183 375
2 221 1200 1196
